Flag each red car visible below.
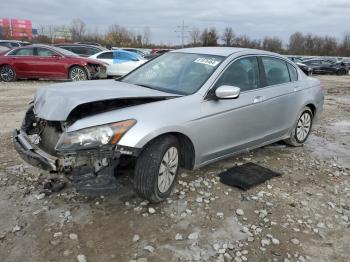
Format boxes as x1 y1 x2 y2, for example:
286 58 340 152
0 44 107 82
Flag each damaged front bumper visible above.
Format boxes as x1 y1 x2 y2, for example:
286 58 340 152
13 128 140 173
86 64 107 79
13 128 128 194
13 129 58 171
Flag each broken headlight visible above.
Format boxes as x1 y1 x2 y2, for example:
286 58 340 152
55 120 136 151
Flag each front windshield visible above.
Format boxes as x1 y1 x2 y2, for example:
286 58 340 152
121 52 224 95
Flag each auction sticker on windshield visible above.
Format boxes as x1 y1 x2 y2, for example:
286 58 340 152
194 57 220 67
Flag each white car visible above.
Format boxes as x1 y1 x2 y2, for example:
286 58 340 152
90 50 146 77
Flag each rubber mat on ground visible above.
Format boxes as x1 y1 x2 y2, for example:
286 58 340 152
218 162 282 190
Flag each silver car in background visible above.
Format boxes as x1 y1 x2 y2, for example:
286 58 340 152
13 47 324 203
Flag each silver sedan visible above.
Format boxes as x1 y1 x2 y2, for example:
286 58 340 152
14 47 324 203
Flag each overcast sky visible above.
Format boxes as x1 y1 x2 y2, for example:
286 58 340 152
2 0 350 44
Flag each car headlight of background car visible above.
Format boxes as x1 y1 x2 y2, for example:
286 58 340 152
55 119 136 151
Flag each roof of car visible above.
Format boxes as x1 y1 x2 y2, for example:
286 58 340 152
0 40 28 43
17 44 52 48
173 47 271 57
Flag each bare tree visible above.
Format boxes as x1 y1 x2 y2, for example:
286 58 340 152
322 36 337 56
288 32 305 54
222 27 235 46
143 27 151 46
340 32 350 56
233 35 261 49
262 36 282 52
200 27 218 46
189 27 200 46
70 19 86 41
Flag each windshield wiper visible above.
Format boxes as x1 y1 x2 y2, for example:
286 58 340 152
136 84 157 90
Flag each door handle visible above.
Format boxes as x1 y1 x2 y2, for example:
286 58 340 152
253 96 264 103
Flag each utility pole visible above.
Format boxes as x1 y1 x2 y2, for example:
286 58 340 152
175 20 190 48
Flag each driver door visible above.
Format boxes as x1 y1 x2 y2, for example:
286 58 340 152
195 56 268 164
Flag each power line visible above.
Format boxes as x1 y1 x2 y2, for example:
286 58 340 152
175 20 190 48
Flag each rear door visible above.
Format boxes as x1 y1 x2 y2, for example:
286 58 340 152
114 51 142 75
258 56 298 138
6 47 36 77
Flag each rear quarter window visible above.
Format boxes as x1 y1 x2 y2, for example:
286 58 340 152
287 63 298 81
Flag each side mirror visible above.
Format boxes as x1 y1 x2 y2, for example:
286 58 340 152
215 85 240 99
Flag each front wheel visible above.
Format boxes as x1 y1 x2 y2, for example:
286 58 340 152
285 107 313 147
0 65 16 82
69 66 88 81
133 135 180 203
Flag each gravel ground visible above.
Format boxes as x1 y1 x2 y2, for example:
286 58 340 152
0 76 349 262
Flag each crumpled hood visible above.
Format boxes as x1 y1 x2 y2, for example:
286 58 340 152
34 80 180 121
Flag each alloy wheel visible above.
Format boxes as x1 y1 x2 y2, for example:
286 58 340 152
296 112 312 142
0 66 15 82
158 147 179 193
70 67 87 81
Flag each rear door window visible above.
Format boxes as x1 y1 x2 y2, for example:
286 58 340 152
116 52 136 61
37 48 57 57
70 46 87 55
86 47 100 56
261 57 290 86
214 56 260 92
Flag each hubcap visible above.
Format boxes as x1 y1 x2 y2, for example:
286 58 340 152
296 112 311 142
0 66 14 82
158 147 178 193
70 67 86 81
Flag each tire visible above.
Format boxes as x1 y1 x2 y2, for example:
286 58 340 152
336 69 346 76
69 66 88 81
285 107 313 147
134 135 180 203
0 65 16 82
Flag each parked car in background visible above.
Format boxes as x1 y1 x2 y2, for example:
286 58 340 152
0 46 10 54
0 44 107 81
143 53 162 60
121 48 148 57
336 60 350 73
14 47 323 203
90 49 146 77
0 40 31 49
302 59 348 75
287 57 313 75
54 43 108 57
151 48 173 54
75 42 102 47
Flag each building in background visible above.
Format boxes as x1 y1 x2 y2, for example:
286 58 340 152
0 18 33 40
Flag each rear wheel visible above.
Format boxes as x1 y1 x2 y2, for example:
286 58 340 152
337 69 346 76
0 65 16 82
133 135 180 203
285 107 313 147
69 66 88 81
